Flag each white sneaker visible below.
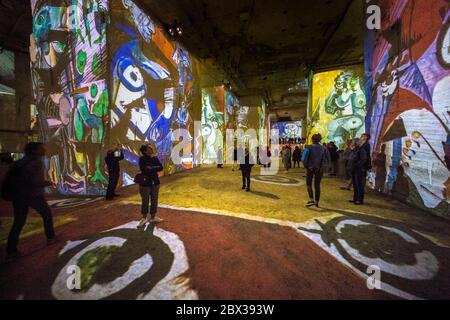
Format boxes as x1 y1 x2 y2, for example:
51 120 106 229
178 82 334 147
148 217 164 223
137 218 147 228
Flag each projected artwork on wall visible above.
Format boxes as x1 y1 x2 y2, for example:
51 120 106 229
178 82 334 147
272 121 302 140
109 0 199 184
201 87 225 164
225 91 238 130
365 0 450 216
30 0 110 195
0 49 14 96
310 68 366 150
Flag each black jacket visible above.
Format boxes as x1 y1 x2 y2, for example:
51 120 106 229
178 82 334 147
328 144 339 161
139 155 164 186
361 142 372 170
17 156 50 200
347 146 368 173
105 151 124 173
293 148 302 162
239 153 254 172
304 143 330 170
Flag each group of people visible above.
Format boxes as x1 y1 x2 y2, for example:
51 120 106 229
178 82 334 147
302 133 372 207
2 142 165 262
281 144 304 172
3 133 373 262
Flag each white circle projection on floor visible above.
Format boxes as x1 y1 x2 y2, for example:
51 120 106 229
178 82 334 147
296 213 450 300
251 175 305 186
51 221 198 300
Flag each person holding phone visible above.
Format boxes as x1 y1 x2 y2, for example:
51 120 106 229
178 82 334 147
137 144 164 228
105 145 124 200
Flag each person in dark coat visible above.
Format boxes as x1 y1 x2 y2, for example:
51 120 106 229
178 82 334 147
373 144 387 193
6 142 57 261
340 139 353 190
303 134 330 208
137 144 164 228
240 148 254 192
105 145 124 200
292 145 302 168
360 133 372 175
327 141 339 176
347 139 368 205
263 146 272 168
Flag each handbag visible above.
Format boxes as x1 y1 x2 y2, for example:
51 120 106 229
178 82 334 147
134 173 148 185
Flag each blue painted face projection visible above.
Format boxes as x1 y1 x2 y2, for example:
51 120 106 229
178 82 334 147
110 0 198 184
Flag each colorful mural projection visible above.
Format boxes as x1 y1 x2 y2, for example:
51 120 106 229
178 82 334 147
201 87 225 164
271 121 302 140
310 68 366 149
109 0 198 184
225 91 238 130
365 0 450 216
30 0 110 195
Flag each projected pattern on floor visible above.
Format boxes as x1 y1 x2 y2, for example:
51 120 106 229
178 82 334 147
51 221 197 300
297 211 450 300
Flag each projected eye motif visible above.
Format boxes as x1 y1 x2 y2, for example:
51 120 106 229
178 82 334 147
437 21 450 68
119 64 144 91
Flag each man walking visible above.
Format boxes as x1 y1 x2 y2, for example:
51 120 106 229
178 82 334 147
303 134 330 208
5 142 57 261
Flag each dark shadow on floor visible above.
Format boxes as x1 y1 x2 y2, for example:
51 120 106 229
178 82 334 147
297 208 450 299
249 190 280 200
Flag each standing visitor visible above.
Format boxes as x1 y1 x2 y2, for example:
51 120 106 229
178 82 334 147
4 142 57 262
373 144 387 193
263 146 272 168
217 146 224 168
348 139 368 205
240 148 254 192
292 145 302 168
282 145 291 172
303 134 330 208
327 141 339 176
105 145 124 200
340 139 353 190
137 145 164 228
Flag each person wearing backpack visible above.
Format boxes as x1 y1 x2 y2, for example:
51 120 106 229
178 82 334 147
303 134 330 208
3 142 57 262
137 144 164 228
